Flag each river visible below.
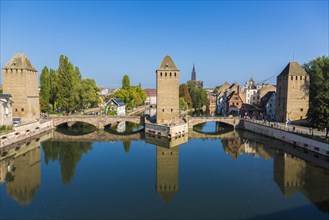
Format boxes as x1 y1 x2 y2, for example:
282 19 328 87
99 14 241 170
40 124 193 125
0 122 328 219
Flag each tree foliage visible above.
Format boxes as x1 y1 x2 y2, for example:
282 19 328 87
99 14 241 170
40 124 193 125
187 80 208 110
122 74 131 90
179 97 188 111
303 56 329 137
113 75 146 110
179 84 192 107
39 55 100 114
40 66 50 112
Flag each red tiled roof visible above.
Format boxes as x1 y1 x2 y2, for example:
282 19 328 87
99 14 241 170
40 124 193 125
144 88 156 97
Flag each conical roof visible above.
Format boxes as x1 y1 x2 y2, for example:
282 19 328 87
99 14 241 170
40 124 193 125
157 191 177 204
158 55 178 70
3 53 37 71
278 62 307 77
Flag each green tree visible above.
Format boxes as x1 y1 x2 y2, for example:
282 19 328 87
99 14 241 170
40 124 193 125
179 97 188 111
79 78 99 109
122 74 131 90
49 69 58 111
40 66 51 112
179 84 192 107
303 56 329 138
57 55 80 114
187 80 208 110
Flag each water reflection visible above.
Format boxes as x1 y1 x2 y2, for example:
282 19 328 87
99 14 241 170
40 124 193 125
146 134 188 203
56 122 96 136
0 129 328 218
0 132 52 205
42 141 92 184
105 121 144 134
274 151 329 212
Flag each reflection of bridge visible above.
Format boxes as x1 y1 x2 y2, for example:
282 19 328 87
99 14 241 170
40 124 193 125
52 115 144 129
188 116 239 129
51 130 144 142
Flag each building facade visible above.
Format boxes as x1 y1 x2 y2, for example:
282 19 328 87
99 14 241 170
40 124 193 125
275 62 309 122
156 56 180 125
2 53 40 123
107 98 126 116
260 91 276 121
0 94 13 126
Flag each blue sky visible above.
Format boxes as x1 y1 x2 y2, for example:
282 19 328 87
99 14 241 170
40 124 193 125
1 1 328 88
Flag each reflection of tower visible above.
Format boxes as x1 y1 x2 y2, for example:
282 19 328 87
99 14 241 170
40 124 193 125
156 146 179 203
273 152 306 196
6 147 41 205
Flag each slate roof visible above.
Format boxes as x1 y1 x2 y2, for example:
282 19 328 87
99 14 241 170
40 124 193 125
278 62 308 77
0 94 12 99
158 56 178 70
260 91 275 108
111 98 125 107
3 53 37 71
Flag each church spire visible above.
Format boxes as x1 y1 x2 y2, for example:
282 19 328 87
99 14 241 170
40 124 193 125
191 63 196 81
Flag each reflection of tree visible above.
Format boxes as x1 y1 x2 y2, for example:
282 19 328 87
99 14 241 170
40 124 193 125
123 141 131 153
42 141 92 184
56 122 96 136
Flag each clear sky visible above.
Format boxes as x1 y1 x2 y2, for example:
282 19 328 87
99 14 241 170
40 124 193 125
1 1 328 88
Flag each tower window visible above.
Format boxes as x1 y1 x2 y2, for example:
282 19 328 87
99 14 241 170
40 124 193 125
160 72 162 77
15 108 18 112
171 109 173 112
174 73 176 77
291 76 293 80
300 108 303 112
296 76 298 80
162 109 164 112
300 76 302 80
165 72 167 77
21 108 24 112
170 72 172 76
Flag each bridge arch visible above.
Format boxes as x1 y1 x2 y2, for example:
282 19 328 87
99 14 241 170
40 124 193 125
188 117 239 129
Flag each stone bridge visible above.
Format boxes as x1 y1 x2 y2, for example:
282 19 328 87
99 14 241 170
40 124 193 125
51 115 144 129
188 116 240 129
51 130 144 142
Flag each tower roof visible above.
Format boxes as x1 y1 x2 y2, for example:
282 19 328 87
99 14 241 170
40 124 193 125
278 62 307 77
3 53 37 71
158 55 178 70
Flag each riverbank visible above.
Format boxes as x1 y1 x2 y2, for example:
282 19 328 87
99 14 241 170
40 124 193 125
0 119 53 149
240 119 329 156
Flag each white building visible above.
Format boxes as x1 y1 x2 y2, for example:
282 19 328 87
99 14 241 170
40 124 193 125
260 91 276 121
144 88 157 106
0 94 13 126
107 98 126 116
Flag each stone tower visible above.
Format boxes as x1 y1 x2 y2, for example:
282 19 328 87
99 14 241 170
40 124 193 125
2 53 40 123
191 64 196 81
156 145 179 203
156 56 179 125
275 62 309 122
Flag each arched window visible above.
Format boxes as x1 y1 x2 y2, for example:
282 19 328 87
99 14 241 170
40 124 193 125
170 72 172 76
160 72 162 77
165 72 167 77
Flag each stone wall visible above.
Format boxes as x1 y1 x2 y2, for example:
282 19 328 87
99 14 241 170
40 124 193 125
241 120 329 156
0 120 52 148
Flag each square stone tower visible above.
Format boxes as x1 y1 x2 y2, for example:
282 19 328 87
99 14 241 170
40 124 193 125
2 53 40 123
156 56 179 125
275 62 309 122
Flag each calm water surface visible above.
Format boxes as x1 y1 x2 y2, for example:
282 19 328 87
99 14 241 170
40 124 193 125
1 122 328 219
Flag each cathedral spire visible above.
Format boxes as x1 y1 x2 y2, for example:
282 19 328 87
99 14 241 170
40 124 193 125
191 63 196 81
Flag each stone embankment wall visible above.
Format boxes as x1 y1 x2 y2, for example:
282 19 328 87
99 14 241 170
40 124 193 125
240 120 329 156
0 120 53 148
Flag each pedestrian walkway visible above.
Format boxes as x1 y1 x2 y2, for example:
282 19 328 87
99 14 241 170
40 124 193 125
246 119 328 143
